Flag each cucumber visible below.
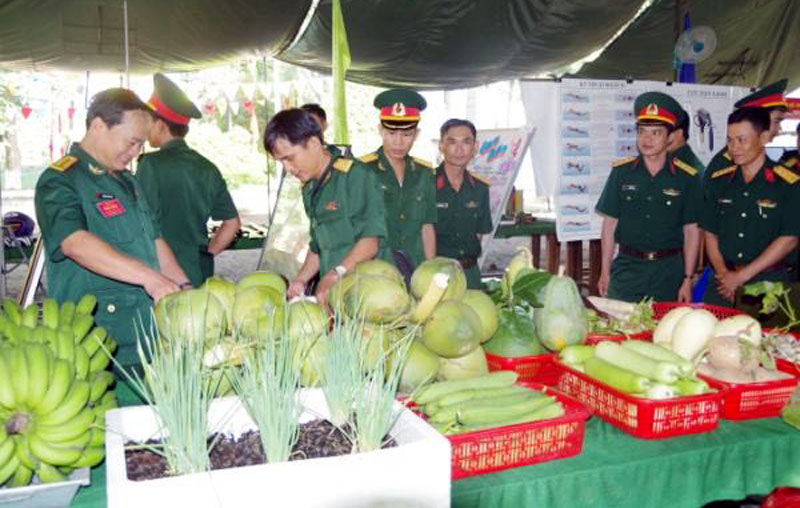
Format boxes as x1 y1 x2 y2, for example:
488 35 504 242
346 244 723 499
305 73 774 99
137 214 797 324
674 378 710 396
427 393 544 423
414 371 518 404
595 341 680 384
559 344 595 364
460 401 565 431
431 385 534 409
456 396 558 425
620 340 693 376
583 356 652 393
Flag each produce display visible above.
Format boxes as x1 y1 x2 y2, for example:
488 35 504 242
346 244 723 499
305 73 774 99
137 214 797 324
0 296 117 488
411 371 565 434
586 297 655 336
559 341 712 399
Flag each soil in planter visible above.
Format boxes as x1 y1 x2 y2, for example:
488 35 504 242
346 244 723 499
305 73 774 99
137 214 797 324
125 419 397 481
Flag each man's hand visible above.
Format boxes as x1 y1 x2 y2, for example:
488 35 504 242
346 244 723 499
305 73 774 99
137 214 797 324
315 272 340 308
287 279 307 299
677 278 692 303
716 270 745 302
598 270 610 296
143 272 181 303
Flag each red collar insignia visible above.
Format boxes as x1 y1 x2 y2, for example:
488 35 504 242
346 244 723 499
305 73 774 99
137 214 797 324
436 174 445 189
764 168 775 183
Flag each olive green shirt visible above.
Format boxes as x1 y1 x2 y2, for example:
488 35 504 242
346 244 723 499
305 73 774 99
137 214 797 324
136 138 238 287
434 164 492 260
701 158 800 265
670 144 707 178
301 155 391 276
596 156 702 252
704 147 732 177
35 143 161 365
360 147 437 267
779 149 799 171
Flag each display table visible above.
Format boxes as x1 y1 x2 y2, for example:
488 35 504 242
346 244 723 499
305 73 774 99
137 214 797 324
71 380 800 508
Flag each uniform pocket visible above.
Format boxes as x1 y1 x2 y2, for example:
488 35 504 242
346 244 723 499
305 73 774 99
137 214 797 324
314 210 355 251
89 201 136 244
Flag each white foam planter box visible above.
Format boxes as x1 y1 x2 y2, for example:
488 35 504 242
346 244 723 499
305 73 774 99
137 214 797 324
0 466 89 508
105 389 452 508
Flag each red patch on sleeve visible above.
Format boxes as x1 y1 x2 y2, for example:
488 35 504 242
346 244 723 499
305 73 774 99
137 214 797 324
96 199 126 218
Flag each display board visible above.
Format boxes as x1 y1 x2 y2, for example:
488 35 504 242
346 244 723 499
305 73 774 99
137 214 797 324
520 78 749 242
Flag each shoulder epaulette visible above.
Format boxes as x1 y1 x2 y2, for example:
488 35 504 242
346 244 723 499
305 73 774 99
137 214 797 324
672 157 698 176
468 171 491 186
333 158 353 173
710 165 736 179
412 156 432 167
612 156 636 167
359 152 379 164
774 165 799 184
783 156 798 168
49 155 78 172
723 150 731 160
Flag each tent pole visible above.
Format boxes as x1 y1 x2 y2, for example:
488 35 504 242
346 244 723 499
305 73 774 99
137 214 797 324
123 0 130 87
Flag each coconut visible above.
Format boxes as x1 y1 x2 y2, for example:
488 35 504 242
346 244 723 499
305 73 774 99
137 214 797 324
461 290 499 342
154 288 227 345
438 346 489 381
397 341 440 394
360 323 393 368
200 276 235 332
232 286 284 339
345 274 410 323
328 273 357 314
236 271 287 296
410 257 467 301
287 300 328 341
353 259 405 288
421 300 482 358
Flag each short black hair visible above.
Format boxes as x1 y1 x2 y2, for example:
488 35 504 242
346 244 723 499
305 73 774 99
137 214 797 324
728 107 770 134
155 114 189 138
440 118 477 139
263 108 323 154
85 88 151 130
301 103 327 122
676 112 690 139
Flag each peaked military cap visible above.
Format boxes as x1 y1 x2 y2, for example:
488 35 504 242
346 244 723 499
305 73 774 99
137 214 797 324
734 79 788 110
374 88 427 129
633 91 682 127
148 73 202 125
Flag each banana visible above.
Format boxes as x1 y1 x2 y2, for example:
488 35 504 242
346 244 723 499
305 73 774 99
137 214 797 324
88 427 105 447
2 298 22 326
24 344 52 409
21 304 39 329
37 379 89 426
0 431 16 471
31 325 47 344
52 430 91 450
36 462 68 484
0 454 20 485
70 446 105 468
27 433 84 466
74 344 90 380
34 359 74 416
80 326 107 357
7 463 34 487
88 348 111 373
409 273 450 323
105 336 118 354
89 371 115 403
13 435 37 470
72 314 95 344
0 349 18 409
42 298 60 330
34 407 94 443
9 348 30 409
59 301 76 328
44 327 59 355
3 319 21 343
0 313 6 336
18 325 33 343
56 326 75 364
75 294 97 316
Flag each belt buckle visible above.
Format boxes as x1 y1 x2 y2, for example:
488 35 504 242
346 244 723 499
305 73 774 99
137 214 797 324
645 251 657 261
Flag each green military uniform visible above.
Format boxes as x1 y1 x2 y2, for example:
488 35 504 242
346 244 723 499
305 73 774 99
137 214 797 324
701 159 800 305
434 165 492 288
671 144 706 178
360 148 437 267
301 155 391 276
779 150 799 171
137 139 237 287
596 91 702 302
35 144 161 366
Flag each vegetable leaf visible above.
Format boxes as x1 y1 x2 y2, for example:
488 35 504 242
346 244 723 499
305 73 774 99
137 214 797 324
511 271 552 308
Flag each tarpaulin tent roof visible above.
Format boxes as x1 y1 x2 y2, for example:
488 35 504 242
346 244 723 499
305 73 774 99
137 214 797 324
573 0 800 88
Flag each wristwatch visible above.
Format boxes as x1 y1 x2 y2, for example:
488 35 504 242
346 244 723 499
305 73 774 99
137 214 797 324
179 281 193 290
334 265 348 279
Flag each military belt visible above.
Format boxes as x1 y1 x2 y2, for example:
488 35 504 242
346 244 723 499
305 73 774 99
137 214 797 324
618 245 680 261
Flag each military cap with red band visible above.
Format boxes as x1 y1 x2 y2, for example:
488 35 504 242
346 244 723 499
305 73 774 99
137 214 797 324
734 79 789 110
374 88 427 129
633 91 682 127
148 73 202 125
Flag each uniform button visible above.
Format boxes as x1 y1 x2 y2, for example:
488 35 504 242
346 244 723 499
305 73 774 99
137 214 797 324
738 232 744 238
737 253 743 259
107 304 116 314
741 212 746 218
399 214 405 220
645 214 650 219
743 192 748 197
666 200 671 206
646 196 652 201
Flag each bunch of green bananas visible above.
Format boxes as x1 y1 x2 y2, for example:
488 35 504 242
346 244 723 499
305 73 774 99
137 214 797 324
0 295 118 488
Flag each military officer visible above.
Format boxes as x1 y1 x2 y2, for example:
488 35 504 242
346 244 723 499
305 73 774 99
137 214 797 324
137 73 241 288
596 91 702 303
701 107 800 305
705 79 789 177
435 119 492 289
668 105 706 177
35 88 189 366
263 108 391 305
359 89 437 274
777 122 799 171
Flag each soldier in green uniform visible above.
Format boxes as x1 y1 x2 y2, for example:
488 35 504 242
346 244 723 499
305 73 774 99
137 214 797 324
359 89 437 275
35 88 189 365
668 105 706 177
596 91 702 303
704 80 789 177
701 107 800 306
778 123 799 171
137 74 241 288
435 119 492 289
263 108 391 305
301 103 350 159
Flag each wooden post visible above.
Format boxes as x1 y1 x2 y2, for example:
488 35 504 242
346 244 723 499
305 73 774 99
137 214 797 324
589 240 602 296
566 241 583 283
531 234 542 269
546 233 560 274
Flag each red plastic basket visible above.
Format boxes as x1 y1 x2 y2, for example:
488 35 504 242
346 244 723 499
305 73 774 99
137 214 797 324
441 383 590 479
698 361 799 420
652 302 743 320
485 352 560 386
555 360 723 439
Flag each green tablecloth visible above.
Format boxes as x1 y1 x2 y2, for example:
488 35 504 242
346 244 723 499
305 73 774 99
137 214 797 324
494 220 556 239
71 381 800 508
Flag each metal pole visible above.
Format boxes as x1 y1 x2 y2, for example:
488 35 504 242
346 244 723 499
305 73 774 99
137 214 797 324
123 0 130 87
256 170 287 270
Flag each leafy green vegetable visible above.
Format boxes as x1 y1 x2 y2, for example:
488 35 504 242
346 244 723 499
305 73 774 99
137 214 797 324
483 307 546 358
